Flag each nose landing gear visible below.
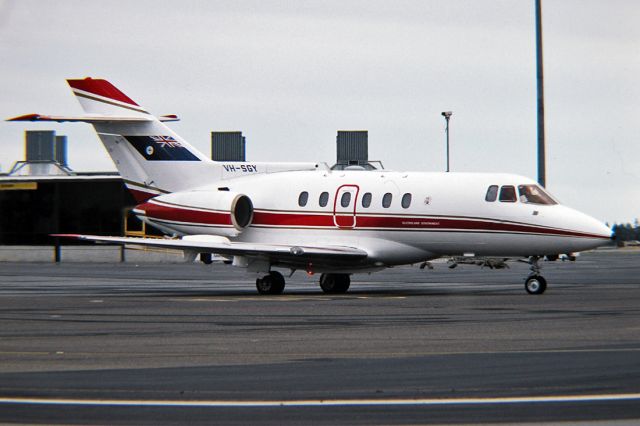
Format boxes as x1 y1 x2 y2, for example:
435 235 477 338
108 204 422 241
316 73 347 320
525 256 547 295
525 274 547 294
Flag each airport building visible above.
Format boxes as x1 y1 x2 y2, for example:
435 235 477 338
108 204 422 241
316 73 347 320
0 131 137 250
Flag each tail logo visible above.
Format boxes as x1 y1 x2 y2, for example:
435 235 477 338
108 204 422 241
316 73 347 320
150 135 182 148
125 136 200 162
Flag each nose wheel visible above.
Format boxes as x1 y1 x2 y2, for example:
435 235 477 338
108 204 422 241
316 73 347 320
256 271 286 295
524 256 547 295
525 275 547 295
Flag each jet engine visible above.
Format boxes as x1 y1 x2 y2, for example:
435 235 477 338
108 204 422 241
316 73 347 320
135 189 254 237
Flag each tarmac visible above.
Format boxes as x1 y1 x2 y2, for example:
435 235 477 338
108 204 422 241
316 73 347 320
0 249 639 425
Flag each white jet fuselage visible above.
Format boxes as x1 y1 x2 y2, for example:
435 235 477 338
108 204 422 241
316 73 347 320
135 169 611 272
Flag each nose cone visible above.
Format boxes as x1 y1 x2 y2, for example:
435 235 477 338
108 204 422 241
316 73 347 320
581 213 613 240
565 207 612 251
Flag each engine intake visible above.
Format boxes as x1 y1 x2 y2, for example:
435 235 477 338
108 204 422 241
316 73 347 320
136 190 254 237
230 194 254 230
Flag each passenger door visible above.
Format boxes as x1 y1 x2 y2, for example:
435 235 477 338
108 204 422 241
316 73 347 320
333 185 359 228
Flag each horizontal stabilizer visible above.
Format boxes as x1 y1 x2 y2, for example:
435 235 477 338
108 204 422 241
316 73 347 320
159 114 180 122
6 113 179 123
53 234 369 260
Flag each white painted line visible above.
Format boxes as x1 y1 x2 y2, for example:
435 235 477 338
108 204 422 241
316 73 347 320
1 393 640 408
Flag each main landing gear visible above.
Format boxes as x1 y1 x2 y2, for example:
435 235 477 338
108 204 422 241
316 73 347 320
524 256 547 295
255 271 352 295
256 271 285 295
319 273 350 294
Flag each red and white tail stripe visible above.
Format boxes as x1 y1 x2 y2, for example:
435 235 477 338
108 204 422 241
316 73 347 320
67 78 150 115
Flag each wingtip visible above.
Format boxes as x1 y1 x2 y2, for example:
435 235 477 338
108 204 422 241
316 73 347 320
6 113 42 122
50 233 83 239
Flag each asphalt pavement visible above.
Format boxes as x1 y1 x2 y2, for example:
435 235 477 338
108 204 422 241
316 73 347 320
0 249 639 425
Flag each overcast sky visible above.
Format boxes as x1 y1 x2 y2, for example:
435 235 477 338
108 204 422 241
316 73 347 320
0 0 638 223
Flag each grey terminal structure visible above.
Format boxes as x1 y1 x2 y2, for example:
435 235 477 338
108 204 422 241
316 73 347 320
333 130 374 170
211 131 246 162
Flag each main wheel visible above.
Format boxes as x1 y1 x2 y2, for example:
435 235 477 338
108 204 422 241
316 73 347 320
319 273 351 294
525 275 547 295
256 271 286 295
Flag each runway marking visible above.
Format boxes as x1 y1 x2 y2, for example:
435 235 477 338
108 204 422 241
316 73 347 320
181 295 409 302
183 296 335 302
1 393 640 408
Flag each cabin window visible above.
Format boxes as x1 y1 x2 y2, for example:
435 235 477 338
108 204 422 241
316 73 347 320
319 191 329 207
485 185 499 202
401 193 412 209
341 192 352 208
298 191 309 207
499 186 517 202
382 192 393 208
518 185 557 205
361 192 372 208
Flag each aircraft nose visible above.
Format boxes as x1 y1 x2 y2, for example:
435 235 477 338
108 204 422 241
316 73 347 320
594 219 613 240
578 211 613 242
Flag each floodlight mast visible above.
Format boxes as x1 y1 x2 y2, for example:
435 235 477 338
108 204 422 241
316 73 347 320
536 0 546 187
441 111 452 172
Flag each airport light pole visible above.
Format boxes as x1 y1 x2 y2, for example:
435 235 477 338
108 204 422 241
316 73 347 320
535 0 546 187
441 111 452 172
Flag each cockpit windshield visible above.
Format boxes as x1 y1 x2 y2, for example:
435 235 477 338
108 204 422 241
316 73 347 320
518 185 557 205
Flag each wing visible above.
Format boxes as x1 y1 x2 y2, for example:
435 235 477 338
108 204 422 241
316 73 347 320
53 234 368 265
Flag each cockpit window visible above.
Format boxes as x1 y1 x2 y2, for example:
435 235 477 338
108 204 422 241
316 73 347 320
499 185 517 202
518 185 557 205
485 185 498 202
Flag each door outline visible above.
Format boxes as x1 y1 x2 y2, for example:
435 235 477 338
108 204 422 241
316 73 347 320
333 184 359 228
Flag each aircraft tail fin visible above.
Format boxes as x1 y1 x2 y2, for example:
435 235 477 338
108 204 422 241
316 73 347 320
67 78 148 116
8 78 219 201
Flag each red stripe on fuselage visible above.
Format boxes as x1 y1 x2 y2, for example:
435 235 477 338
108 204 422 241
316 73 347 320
252 211 335 227
138 201 232 226
137 205 607 240
251 211 607 239
356 215 603 238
